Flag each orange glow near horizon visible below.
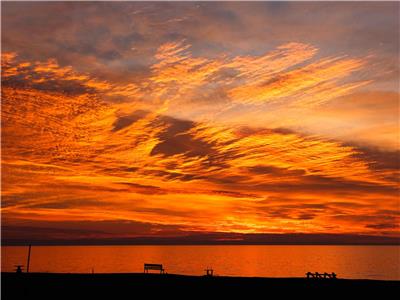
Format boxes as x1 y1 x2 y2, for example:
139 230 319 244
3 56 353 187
1 2 399 242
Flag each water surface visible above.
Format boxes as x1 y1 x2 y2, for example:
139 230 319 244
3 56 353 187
2 245 399 280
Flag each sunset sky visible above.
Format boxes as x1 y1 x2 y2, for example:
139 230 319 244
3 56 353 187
1 1 399 244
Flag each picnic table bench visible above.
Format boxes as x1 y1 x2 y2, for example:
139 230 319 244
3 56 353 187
306 272 337 279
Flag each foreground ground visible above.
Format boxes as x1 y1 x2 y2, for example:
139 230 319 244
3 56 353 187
2 272 399 299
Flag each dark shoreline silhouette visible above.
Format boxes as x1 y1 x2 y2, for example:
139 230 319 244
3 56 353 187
2 272 399 299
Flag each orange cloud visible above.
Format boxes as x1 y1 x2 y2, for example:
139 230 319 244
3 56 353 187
1 41 399 239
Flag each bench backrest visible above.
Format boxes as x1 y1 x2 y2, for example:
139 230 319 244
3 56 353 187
144 264 163 270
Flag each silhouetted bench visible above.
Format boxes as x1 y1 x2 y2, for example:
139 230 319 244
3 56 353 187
306 272 337 279
144 263 165 274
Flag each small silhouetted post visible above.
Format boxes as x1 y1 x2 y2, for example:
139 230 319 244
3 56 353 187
26 244 32 273
204 267 214 277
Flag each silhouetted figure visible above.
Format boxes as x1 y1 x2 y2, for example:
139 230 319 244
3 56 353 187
331 272 337 279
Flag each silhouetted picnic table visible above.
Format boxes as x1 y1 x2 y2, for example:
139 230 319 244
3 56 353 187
306 272 337 279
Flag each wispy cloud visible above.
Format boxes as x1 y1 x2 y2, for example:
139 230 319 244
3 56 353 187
1 2 399 240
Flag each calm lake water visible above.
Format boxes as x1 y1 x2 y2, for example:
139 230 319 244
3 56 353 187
2 245 399 280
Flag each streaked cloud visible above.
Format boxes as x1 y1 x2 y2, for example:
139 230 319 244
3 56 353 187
1 1 399 241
